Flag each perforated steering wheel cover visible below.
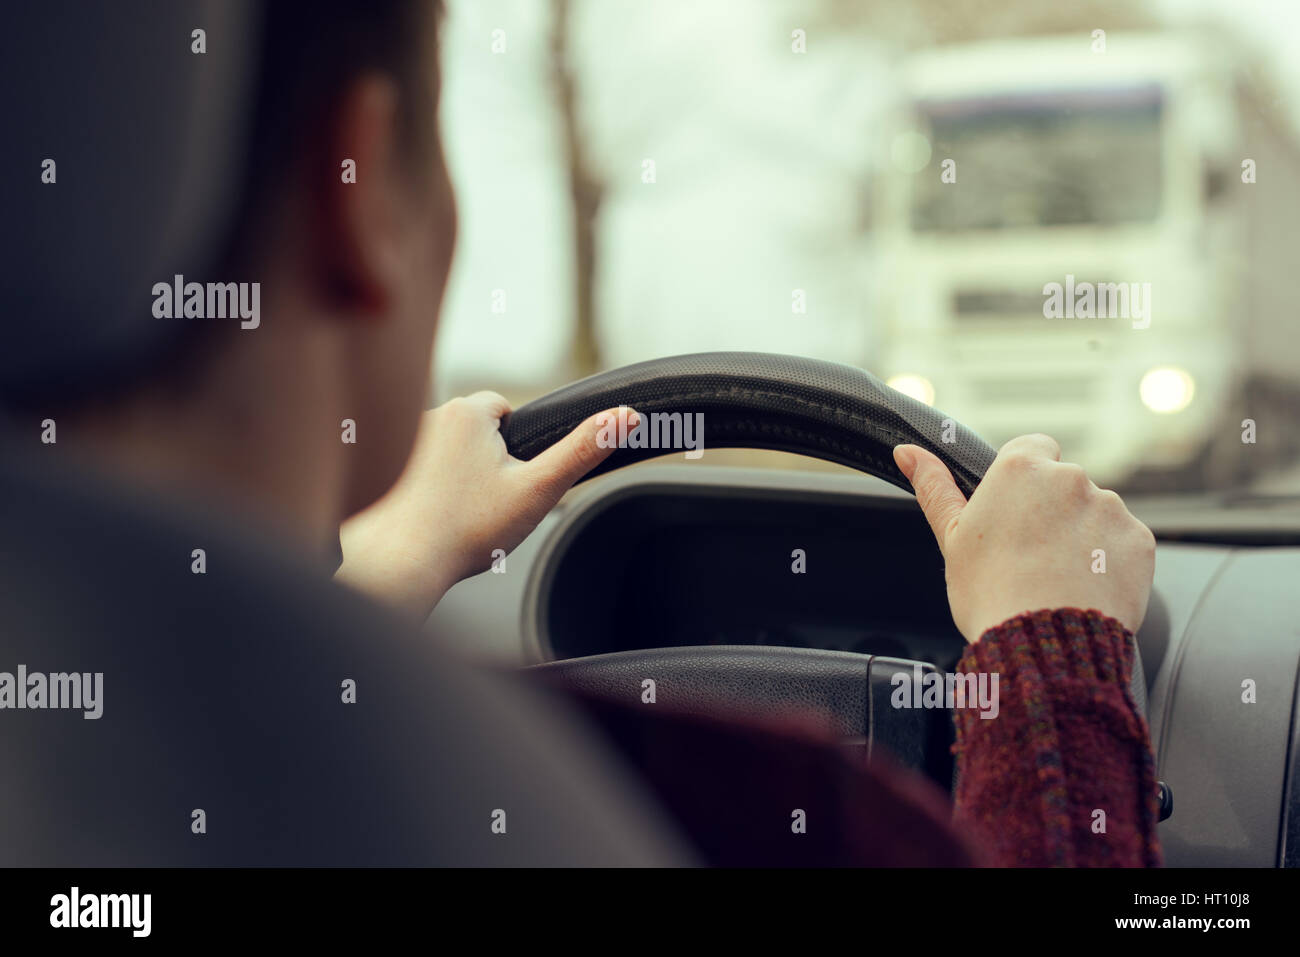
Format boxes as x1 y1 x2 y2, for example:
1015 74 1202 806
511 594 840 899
500 352 996 496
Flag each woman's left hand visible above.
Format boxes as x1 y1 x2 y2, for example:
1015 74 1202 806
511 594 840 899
336 392 636 620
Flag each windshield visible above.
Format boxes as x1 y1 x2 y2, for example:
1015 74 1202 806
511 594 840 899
912 88 1164 231
436 0 1300 503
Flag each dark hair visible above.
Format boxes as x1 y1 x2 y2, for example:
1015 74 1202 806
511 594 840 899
226 0 440 273
24 0 440 416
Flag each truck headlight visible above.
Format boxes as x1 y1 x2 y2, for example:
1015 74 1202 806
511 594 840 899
886 373 935 407
1139 367 1195 414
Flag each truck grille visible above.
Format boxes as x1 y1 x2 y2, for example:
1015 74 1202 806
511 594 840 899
952 289 1049 321
968 376 1093 403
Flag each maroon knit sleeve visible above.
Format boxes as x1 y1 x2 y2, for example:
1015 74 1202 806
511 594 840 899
550 685 989 866
951 608 1162 867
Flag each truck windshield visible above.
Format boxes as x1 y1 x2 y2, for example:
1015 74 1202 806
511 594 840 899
912 86 1164 231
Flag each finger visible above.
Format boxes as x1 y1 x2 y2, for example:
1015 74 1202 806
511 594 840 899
997 432 1062 462
462 390 512 421
524 406 640 501
894 444 968 555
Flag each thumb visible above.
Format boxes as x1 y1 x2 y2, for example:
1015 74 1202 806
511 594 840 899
894 444 967 555
524 406 639 502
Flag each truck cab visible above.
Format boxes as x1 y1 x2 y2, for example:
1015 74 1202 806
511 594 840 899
873 32 1298 488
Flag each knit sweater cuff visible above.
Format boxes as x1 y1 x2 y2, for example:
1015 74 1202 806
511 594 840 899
950 607 1161 867
959 607 1135 695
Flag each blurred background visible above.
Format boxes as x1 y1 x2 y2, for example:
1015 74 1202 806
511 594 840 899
433 0 1300 496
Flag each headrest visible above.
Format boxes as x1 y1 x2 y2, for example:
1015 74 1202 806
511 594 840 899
1 1 259 403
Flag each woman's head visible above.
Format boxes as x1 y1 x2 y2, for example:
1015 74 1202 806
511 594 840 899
9 0 458 524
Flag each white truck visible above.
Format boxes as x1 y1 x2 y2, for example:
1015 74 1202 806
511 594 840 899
872 32 1300 489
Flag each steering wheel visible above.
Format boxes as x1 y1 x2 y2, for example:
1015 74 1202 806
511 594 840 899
500 352 1147 772
501 351 993 496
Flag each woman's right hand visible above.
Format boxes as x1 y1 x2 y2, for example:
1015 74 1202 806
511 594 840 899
893 434 1156 643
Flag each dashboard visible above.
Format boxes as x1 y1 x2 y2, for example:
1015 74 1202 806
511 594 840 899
429 463 1300 867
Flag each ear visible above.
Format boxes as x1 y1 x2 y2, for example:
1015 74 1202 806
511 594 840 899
313 74 405 319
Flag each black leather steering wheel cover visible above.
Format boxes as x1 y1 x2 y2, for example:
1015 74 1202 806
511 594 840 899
500 351 997 496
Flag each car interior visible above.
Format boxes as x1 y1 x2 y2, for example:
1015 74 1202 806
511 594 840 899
7 0 1300 890
431 352 1300 868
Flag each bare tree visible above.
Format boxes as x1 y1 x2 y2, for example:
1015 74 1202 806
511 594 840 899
549 0 604 377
